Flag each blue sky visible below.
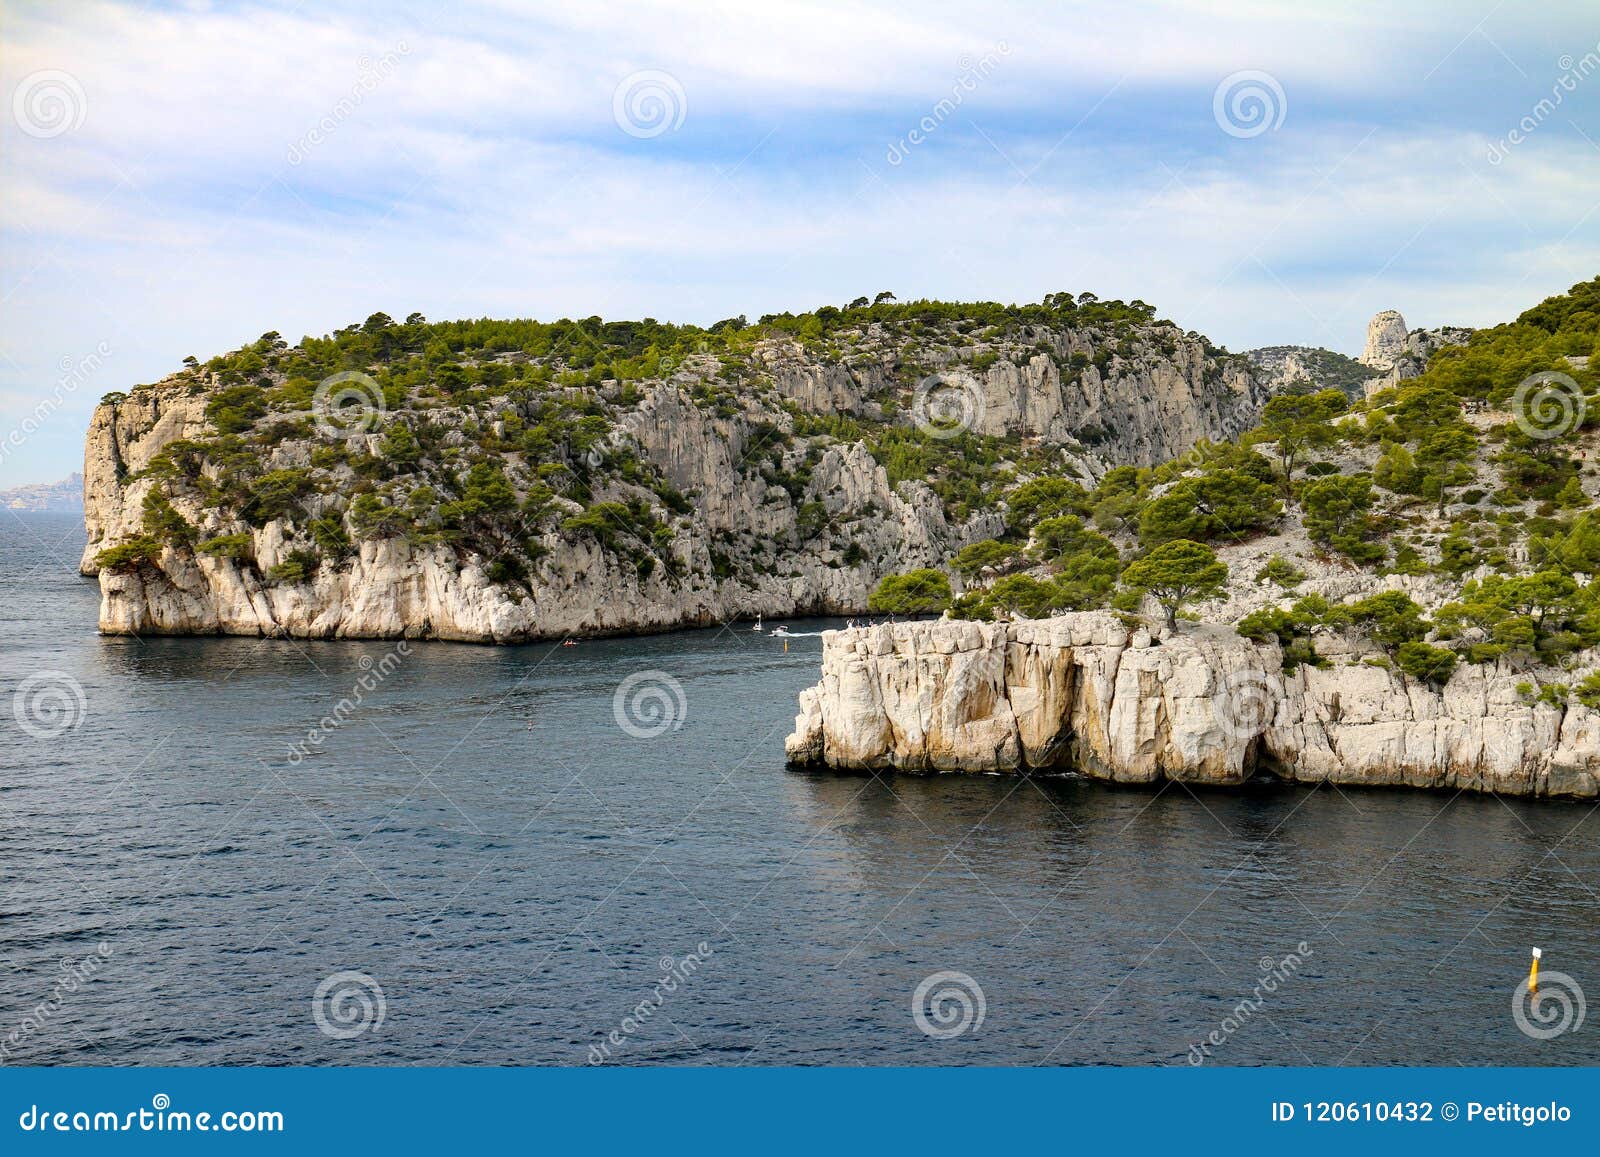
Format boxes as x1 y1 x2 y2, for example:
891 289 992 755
4 0 1600 485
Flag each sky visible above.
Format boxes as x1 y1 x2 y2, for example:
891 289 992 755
4 0 1600 486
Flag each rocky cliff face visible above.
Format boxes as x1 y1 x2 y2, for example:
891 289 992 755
1357 309 1472 396
1242 308 1471 404
81 306 1265 641
753 326 1262 465
784 614 1598 800
81 376 982 640
1243 345 1377 401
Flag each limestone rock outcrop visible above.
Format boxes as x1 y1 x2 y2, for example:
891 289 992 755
785 614 1599 799
752 329 1263 469
1357 309 1472 397
1360 310 1411 369
1243 344 1376 401
79 311 1269 642
81 378 987 640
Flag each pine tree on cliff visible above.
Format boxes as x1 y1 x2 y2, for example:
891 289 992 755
1122 539 1228 630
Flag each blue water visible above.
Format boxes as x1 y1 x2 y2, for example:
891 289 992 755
2 511 1597 1065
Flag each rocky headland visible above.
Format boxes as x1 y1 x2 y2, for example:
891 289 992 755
775 278 1600 797
79 298 1267 641
76 278 1600 797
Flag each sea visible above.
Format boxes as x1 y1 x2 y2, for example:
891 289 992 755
2 511 1596 1065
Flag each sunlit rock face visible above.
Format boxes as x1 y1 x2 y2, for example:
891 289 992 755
79 313 1267 642
1357 309 1473 397
785 614 1598 800
1361 309 1411 369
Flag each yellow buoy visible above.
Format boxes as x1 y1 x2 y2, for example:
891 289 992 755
1530 946 1541 994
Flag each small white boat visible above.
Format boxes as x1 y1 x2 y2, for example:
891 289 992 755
771 625 790 637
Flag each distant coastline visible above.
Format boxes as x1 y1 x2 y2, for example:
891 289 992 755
0 473 82 513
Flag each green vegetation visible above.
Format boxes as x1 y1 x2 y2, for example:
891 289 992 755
949 489 1125 621
1396 642 1458 686
868 569 953 615
1237 596 1336 670
563 501 647 550
267 549 320 584
1346 592 1429 649
197 532 254 561
1255 388 1347 494
1006 477 1091 524
95 536 162 572
1435 571 1599 665
204 385 267 434
1257 556 1306 588
1139 469 1280 546
1122 540 1228 630
141 489 196 547
952 538 1020 578
1300 474 1383 562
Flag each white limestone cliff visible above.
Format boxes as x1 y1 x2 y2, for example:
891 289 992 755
80 379 986 640
1360 310 1411 369
754 330 1262 466
784 614 1599 800
79 321 1267 642
1358 309 1472 397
